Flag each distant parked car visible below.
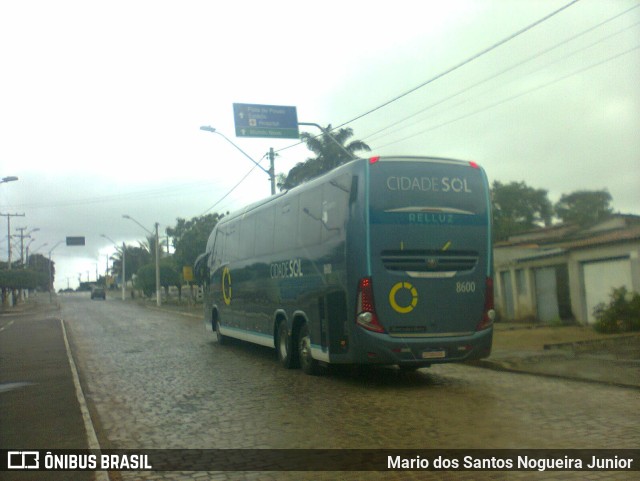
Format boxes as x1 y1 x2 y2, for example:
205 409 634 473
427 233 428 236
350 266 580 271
91 286 106 300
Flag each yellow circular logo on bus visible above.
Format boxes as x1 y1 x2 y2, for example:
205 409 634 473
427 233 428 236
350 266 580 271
389 281 418 314
222 267 232 305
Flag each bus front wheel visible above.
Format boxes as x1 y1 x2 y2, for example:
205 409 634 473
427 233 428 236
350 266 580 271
298 323 321 375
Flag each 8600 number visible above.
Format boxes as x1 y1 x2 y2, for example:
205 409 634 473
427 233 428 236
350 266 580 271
456 281 476 293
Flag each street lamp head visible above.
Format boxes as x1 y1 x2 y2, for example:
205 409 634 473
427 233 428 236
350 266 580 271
199 125 216 133
1 176 18 183
101 234 118 245
122 214 131 219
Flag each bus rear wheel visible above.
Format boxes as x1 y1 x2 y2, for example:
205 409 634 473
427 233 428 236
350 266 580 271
215 319 227 345
298 323 321 375
277 321 294 369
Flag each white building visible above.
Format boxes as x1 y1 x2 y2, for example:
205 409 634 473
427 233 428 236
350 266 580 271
494 215 640 324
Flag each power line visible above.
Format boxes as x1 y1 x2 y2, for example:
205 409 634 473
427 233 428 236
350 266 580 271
334 0 581 130
13 179 220 210
275 0 581 156
371 44 640 151
199 156 267 216
362 4 640 144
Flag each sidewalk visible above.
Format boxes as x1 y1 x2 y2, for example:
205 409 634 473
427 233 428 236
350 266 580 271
0 297 93 481
470 322 640 389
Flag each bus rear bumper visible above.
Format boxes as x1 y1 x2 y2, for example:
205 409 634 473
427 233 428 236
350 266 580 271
349 327 493 366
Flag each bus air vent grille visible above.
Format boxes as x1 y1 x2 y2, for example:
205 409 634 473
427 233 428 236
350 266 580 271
381 250 478 273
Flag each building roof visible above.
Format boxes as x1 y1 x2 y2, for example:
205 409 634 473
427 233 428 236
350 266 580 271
496 215 640 249
496 217 640 266
556 225 640 250
515 248 566 263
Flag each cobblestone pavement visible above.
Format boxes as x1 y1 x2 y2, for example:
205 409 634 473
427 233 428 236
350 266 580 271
60 294 639 481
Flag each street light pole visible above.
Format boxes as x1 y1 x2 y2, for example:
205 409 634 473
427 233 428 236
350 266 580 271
200 126 275 195
48 240 65 303
25 238 36 268
155 222 160 307
122 242 126 301
103 235 127 302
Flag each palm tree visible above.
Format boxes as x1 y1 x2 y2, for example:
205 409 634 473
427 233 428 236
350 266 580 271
110 245 151 284
279 124 371 190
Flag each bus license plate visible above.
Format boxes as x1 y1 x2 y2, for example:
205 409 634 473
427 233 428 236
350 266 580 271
422 350 446 359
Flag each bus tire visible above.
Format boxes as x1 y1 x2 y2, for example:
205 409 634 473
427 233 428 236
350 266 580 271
215 319 227 345
277 321 294 369
298 322 321 375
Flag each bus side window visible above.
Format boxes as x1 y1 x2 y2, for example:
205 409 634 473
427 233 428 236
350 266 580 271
299 187 322 247
255 205 275 257
226 225 239 262
211 228 224 272
239 213 256 260
323 174 351 241
275 196 299 253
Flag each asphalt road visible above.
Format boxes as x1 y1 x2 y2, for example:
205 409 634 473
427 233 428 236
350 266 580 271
2 293 639 481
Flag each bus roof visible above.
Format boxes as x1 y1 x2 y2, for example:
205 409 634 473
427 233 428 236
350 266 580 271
217 156 482 226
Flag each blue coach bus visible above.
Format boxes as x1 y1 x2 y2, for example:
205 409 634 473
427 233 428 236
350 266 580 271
200 156 494 374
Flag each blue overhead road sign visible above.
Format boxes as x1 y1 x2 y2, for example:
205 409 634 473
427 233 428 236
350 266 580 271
233 103 299 139
66 236 85 246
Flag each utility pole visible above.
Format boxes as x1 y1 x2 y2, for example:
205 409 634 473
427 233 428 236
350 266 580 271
268 147 276 195
1 213 25 270
14 227 38 267
15 227 27 266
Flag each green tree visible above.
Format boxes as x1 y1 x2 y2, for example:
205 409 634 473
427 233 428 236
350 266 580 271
141 234 163 261
593 286 640 333
135 259 180 298
0 269 48 306
491 180 553 242
278 124 371 190
554 190 613 227
27 253 52 291
0 269 48 290
166 213 225 276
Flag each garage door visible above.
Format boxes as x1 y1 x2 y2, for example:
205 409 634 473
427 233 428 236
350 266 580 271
535 267 559 322
583 258 632 324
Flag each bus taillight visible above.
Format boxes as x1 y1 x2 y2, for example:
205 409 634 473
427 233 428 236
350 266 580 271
356 277 385 333
477 277 495 331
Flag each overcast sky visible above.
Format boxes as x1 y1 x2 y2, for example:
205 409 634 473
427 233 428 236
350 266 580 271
1 0 638 290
